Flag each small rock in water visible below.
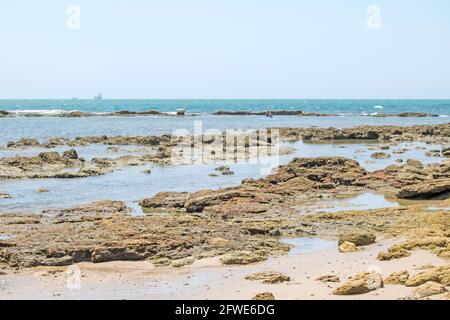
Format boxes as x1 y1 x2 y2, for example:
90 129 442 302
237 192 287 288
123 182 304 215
0 192 13 199
370 152 391 159
142 169 152 174
36 188 49 193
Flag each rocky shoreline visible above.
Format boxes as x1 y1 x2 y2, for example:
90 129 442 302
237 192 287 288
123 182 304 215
0 123 449 300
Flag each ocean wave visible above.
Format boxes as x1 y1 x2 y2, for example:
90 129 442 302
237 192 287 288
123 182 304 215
7 109 77 115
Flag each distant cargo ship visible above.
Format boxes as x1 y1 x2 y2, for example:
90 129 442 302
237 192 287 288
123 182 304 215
94 93 103 100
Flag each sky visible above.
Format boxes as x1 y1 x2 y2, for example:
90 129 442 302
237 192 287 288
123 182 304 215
0 0 449 99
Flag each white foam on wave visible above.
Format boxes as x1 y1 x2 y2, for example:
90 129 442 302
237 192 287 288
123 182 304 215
7 109 73 115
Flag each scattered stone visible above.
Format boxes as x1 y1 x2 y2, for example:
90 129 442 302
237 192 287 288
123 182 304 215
252 292 275 300
208 173 219 177
150 257 171 267
370 152 391 159
36 188 49 193
338 232 376 246
384 270 409 285
333 272 383 295
142 169 152 174
171 257 195 268
410 281 447 299
339 241 358 253
0 192 12 199
0 268 6 275
442 147 450 157
220 251 266 265
316 275 340 283
245 272 290 284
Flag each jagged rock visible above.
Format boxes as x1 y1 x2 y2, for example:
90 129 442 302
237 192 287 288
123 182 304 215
220 251 266 265
252 292 275 300
339 241 358 253
245 271 290 284
405 265 450 287
63 149 78 160
384 270 409 285
397 180 450 200
410 281 447 299
338 232 376 246
333 272 383 295
316 275 340 283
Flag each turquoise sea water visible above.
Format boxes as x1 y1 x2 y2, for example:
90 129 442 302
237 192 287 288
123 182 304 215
1 99 449 115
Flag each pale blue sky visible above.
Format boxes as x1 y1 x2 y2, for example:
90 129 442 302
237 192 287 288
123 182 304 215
0 0 449 99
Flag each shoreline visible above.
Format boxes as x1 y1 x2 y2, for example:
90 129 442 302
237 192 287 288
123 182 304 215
1 238 448 300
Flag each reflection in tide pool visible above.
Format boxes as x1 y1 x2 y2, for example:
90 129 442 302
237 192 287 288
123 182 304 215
320 193 399 213
281 238 335 256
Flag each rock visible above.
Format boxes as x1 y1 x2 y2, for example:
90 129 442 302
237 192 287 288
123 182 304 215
208 173 219 177
338 232 376 246
405 265 450 287
333 272 383 295
397 180 450 200
426 150 441 157
442 147 450 157
384 270 409 285
370 152 391 159
221 170 234 175
220 251 266 265
338 241 359 253
142 169 152 174
171 257 195 268
215 165 231 172
0 268 6 275
316 275 340 283
0 192 12 199
245 271 290 284
36 188 49 193
40 256 74 266
377 247 411 261
63 149 78 160
410 281 447 299
150 257 171 267
252 292 275 300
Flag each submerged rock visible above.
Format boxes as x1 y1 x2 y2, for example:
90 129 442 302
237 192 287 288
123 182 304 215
333 272 383 295
171 257 195 268
0 192 12 199
370 152 391 159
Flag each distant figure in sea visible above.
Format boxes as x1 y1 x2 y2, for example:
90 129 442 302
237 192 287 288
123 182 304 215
265 110 273 118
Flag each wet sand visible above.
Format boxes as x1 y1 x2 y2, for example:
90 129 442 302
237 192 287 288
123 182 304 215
0 238 447 300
